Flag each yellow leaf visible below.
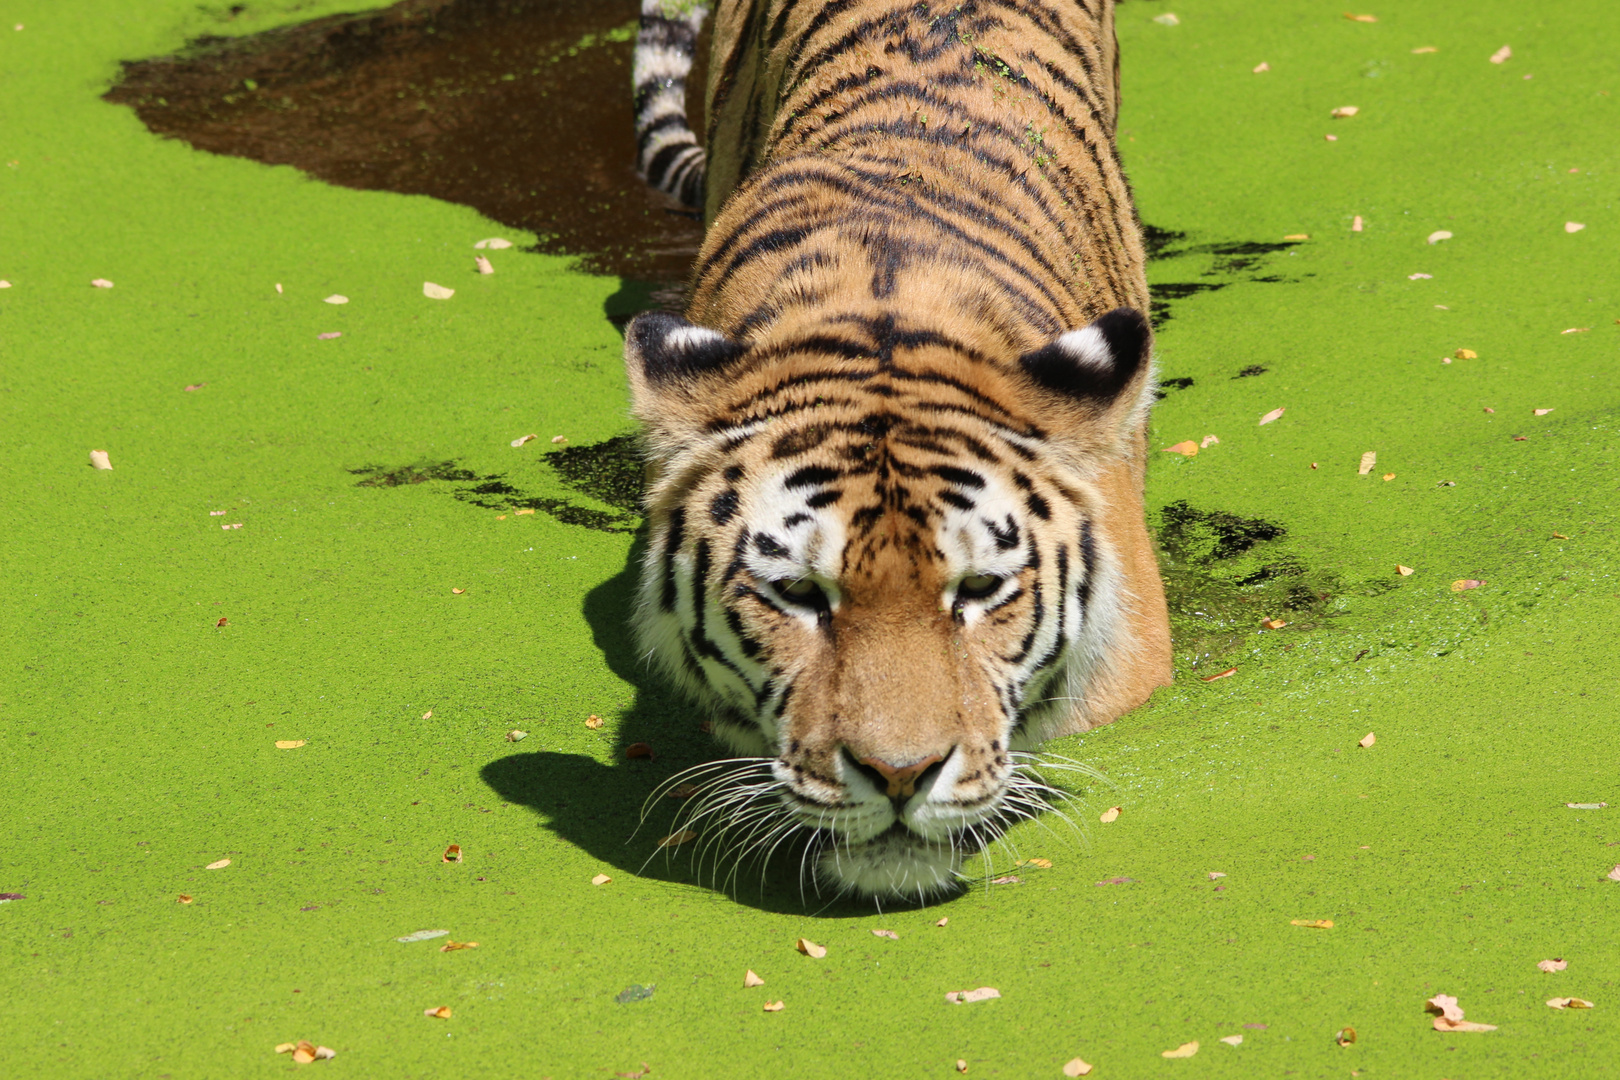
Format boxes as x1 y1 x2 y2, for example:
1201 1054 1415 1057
1161 1041 1199 1058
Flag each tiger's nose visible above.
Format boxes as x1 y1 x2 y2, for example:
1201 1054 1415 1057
843 748 950 800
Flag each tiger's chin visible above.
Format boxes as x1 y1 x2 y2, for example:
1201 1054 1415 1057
817 825 964 901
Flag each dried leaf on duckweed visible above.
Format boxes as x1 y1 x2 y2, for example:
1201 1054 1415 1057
1606 865 1620 882
221 522 243 530
626 742 653 760
423 282 455 300
1453 348 1478 361
1548 997 1594 1010
474 256 494 275
1383 472 1396 481
395 929 449 942
1062 1058 1093 1077
451 587 466 595
1451 579 1483 591
1201 434 1220 448
442 844 462 863
1019 857 1053 869
585 715 605 729
510 434 538 447
945 987 1001 1005
423 710 433 719
1283 233 1309 240
1435 1016 1497 1032
936 917 949 927
1209 871 1227 880
1562 328 1591 335
216 617 230 628
1201 667 1237 682
323 294 347 304
666 783 700 799
1262 618 1287 629
1162 440 1198 456
872 929 899 940
291 1042 316 1063
439 940 478 952
1253 62 1269 73
177 894 193 904
276 1043 296 1054
1397 564 1415 576
796 938 828 959
317 331 342 340
591 873 611 886
551 435 568 444
206 858 231 870
744 969 766 987
1259 407 1285 425
1152 12 1179 25
275 739 305 749
1413 46 1437 53
1425 994 1465 1021
1538 959 1568 973
1534 408 1554 416
1409 272 1433 280
1099 806 1121 823
1358 732 1376 748
1564 221 1585 233
1352 215 1364 232
1428 230 1453 244
0 279 10 288
91 278 114 288
1324 134 1338 141
1566 802 1605 809
275 283 283 293
956 1061 969 1074
424 1006 452 1019
505 730 527 742
1161 1041 1199 1059
763 1000 785 1012
1358 451 1377 475
1489 45 1512 64
1344 13 1377 21
514 508 535 516
89 450 113 470
1331 106 1359 118
1219 1035 1243 1046
474 238 513 250
658 830 697 848
1336 1026 1357 1046
990 875 1023 885
1291 919 1334 929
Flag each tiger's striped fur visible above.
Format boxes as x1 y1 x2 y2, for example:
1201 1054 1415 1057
626 0 1171 900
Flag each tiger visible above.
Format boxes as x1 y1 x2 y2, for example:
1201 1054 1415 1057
625 0 1172 901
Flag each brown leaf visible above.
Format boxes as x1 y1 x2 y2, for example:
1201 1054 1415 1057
591 873 611 886
1552 533 1569 540
1062 1058 1093 1076
1201 667 1237 682
936 917 949 927
1162 440 1198 456
585 715 605 729
871 929 899 940
451 587 465 595
945 987 1001 1005
1451 579 1483 591
1259 407 1286 424
177 894 193 904
292 1042 317 1064
1161 1041 1199 1059
206 858 231 870
510 434 538 447
1547 997 1594 1009
796 938 827 959
1099 806 1121 823
762 1000 785 1012
505 730 527 742
424 1006 452 1019
442 844 462 863
1336 1026 1357 1046
1263 618 1287 629
439 940 478 952
625 742 653 760
1331 106 1360 118
658 829 697 848
1358 732 1376 748
1397 565 1415 576
1343 13 1377 21
1538 959 1568 973
216 617 230 628
990 875 1022 885
1291 919 1334 929
1607 865 1620 882
1358 451 1377 475
744 969 765 987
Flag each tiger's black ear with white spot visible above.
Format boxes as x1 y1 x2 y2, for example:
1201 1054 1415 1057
1018 307 1151 405
625 310 747 385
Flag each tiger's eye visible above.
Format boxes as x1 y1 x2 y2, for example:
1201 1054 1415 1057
957 574 1001 600
776 578 822 604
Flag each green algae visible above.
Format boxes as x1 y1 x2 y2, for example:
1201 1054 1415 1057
2 0 1618 1077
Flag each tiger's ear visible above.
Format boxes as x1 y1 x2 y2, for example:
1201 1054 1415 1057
624 311 749 444
1018 307 1151 407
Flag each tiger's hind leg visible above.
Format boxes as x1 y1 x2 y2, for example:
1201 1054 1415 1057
633 0 710 209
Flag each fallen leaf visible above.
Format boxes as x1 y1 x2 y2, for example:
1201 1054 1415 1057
796 938 828 959
451 587 465 595
439 940 478 952
1099 806 1121 823
666 783 700 799
474 256 494 275
505 729 527 742
323 294 347 304
0 280 9 288
1428 230 1453 244
1412 46 1437 53
1425 994 1465 1021
395 929 449 942
1565 802 1605 809
1259 407 1286 425
946 987 1001 1004
1451 579 1483 591
1201 667 1237 682
1382 472 1396 481
423 282 455 300
550 435 568 444
1607 865 1620 882
510 434 538 447
625 742 654 760
91 278 114 288
275 283 283 293
1253 62 1269 73
936 917 949 927
990 875 1023 885
221 522 243 530
187 383 209 391
1162 440 1199 456
216 617 230 628
957 1061 969 1075
1562 327 1591 334
1161 1041 1199 1059
585 715 605 729
317 332 342 340
1397 565 1414 576
744 969 765 987
1534 408 1554 416
1336 1026 1357 1046
1331 106 1359 118
274 739 305 749
658 829 697 848
292 1041 317 1064
872 929 899 939
1310 462 1319 469
1201 434 1220 448
1209 871 1227 880
1291 919 1334 929
1095 877 1136 886
1514 435 1528 441
473 238 513 250
442 844 462 863
1547 997 1594 1010
206 858 231 870
1489 45 1512 64
1062 1058 1093 1077
1301 854 1316 861
315 1046 336 1061
514 507 535 515
275 1043 296 1054
423 710 433 719
1282 234 1309 241
1343 12 1377 21
1324 134 1338 141
89 450 113 470
177 894 193 904
495 514 506 520
1019 857 1054 869
1358 732 1376 748
1352 215 1364 232
1565 221 1586 233
1152 12 1179 25
1409 272 1433 280
763 1000 785 1012
1263 618 1287 629
1538 959 1568 973
423 1006 452 1019
591 873 611 886
1219 1035 1243 1046
1358 451 1377 475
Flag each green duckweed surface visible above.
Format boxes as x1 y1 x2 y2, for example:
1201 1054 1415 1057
2 1 1616 1076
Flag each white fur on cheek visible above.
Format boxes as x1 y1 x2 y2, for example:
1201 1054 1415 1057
1054 324 1115 374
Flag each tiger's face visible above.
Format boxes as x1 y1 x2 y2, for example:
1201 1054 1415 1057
624 308 1157 900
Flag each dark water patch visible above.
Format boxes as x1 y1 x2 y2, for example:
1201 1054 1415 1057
1144 232 1303 326
1140 223 1187 261
548 433 644 512
105 0 707 283
1149 282 1228 328
1154 375 1194 401
1233 364 1268 379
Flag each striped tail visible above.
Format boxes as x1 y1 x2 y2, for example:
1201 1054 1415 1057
633 0 709 209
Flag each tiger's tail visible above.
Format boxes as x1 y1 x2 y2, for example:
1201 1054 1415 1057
633 0 709 209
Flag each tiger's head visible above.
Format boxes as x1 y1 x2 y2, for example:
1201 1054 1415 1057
621 307 1161 901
